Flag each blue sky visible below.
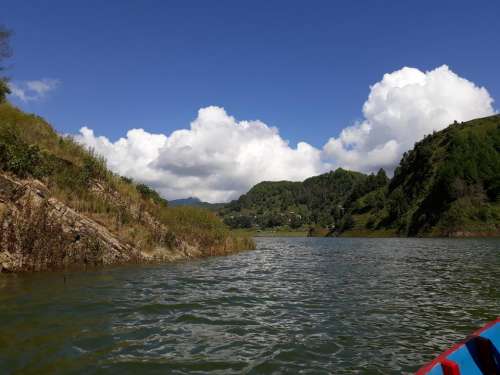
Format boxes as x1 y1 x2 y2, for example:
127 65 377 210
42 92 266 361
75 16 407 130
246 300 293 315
4 0 499 146
2 1 499 201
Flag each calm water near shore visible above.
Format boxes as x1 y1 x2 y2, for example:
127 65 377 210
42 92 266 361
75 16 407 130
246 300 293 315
0 237 499 374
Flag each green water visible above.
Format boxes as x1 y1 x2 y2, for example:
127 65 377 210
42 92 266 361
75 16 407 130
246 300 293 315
0 238 499 374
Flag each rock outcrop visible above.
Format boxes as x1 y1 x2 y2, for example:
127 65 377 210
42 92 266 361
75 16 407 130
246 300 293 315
0 174 210 272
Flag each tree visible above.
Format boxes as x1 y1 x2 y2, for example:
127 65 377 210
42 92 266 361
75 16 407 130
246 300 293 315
339 213 355 231
289 215 303 229
0 25 12 102
375 168 389 186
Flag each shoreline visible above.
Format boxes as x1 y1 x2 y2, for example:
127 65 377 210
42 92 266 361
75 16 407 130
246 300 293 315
232 229 500 239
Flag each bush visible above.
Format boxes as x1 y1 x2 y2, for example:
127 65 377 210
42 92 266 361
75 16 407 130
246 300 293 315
339 213 355 231
0 79 9 102
224 215 252 229
365 216 376 229
136 183 168 206
0 128 45 178
0 198 66 271
0 26 12 103
82 150 108 182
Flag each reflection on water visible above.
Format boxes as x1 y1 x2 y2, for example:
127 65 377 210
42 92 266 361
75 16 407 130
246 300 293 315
0 238 499 374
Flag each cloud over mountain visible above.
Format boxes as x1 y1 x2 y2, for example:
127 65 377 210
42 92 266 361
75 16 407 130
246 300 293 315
75 65 495 202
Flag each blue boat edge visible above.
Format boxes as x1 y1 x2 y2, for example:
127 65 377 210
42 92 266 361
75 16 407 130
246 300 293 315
416 318 500 374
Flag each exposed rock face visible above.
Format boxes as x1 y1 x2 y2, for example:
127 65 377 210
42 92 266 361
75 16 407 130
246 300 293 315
0 174 206 272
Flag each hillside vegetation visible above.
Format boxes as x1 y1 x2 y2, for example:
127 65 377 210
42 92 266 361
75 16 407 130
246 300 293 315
368 115 500 236
221 115 500 237
0 102 253 271
220 168 388 232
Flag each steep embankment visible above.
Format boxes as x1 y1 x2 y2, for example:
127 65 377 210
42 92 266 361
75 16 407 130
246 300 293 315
0 103 253 272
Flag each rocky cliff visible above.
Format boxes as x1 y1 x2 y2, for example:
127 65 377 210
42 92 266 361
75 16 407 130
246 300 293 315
0 173 248 272
0 103 254 273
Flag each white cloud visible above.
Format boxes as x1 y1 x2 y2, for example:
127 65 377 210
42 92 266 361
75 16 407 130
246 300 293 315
75 106 324 202
8 78 60 102
75 65 495 202
322 65 495 172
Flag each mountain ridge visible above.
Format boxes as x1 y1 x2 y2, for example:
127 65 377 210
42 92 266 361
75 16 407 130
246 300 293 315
170 197 225 211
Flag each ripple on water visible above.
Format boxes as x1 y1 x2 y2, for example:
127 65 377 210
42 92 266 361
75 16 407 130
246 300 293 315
0 237 499 374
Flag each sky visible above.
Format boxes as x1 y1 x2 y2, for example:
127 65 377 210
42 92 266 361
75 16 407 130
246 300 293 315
3 0 499 202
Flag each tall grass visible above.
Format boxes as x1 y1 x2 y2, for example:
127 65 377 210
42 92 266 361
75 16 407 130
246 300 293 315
0 102 254 254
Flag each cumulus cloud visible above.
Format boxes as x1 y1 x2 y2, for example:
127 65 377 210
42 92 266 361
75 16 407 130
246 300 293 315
8 78 60 102
322 65 495 172
75 65 495 202
75 106 324 202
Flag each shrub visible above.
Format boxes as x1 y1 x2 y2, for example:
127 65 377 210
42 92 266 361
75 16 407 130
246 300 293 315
1 198 66 271
136 183 168 206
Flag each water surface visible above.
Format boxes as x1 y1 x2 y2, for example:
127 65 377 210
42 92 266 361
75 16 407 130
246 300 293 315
0 238 499 374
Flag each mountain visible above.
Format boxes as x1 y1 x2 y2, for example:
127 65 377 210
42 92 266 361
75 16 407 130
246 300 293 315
0 103 253 272
169 197 225 211
170 197 203 206
220 115 500 237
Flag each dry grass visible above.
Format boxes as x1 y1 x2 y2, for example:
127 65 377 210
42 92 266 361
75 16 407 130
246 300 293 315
0 102 255 255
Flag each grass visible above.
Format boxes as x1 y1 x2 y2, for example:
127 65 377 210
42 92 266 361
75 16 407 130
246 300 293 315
0 102 254 255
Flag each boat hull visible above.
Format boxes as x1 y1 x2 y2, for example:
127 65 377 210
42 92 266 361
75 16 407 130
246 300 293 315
416 318 500 375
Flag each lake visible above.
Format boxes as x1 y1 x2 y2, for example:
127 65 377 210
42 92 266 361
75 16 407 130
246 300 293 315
0 237 499 374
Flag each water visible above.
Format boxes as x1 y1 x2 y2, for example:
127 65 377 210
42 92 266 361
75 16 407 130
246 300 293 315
0 238 499 374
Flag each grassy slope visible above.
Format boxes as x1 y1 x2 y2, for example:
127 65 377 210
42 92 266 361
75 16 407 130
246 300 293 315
0 103 253 253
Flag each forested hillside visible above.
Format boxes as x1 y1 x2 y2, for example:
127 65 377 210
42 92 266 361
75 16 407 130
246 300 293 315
221 115 500 237
220 168 388 231
361 115 500 236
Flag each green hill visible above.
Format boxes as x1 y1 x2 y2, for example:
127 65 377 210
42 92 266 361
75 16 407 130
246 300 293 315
221 115 500 237
356 115 500 237
220 168 388 231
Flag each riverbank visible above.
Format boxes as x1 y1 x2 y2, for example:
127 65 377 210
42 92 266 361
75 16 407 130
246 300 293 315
231 228 309 237
231 227 499 238
0 173 254 273
0 103 255 273
231 228 397 238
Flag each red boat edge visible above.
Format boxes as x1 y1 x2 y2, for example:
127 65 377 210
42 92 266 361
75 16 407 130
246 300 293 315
416 318 500 375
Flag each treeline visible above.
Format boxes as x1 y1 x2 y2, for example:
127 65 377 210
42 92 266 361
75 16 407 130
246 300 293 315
221 116 500 236
0 26 11 102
